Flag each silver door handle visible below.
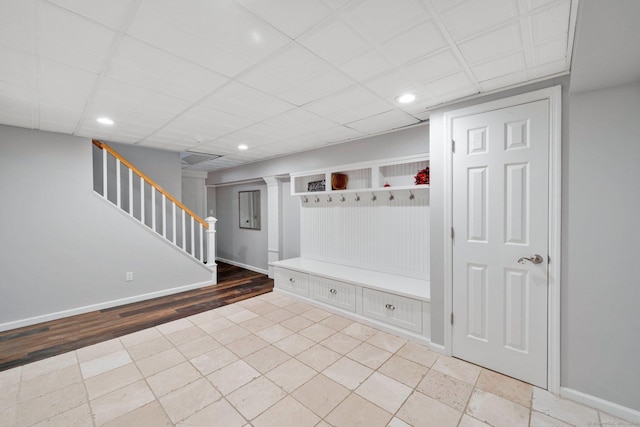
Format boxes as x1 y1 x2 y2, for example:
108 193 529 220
517 254 544 264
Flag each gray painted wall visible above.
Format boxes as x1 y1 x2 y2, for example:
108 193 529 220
215 182 269 271
563 82 640 410
0 125 212 327
281 179 301 260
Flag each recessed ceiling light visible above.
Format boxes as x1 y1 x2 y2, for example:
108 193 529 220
96 117 114 125
238 144 248 150
396 93 416 104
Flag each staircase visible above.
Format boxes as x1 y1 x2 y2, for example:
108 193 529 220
92 140 216 279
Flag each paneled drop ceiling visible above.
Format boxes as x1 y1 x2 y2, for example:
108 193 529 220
0 0 577 171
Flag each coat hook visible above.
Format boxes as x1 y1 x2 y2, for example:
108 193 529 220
355 193 360 202
327 195 332 202
315 196 320 203
388 191 394 201
409 191 414 201
340 195 345 202
303 196 308 203
371 193 377 202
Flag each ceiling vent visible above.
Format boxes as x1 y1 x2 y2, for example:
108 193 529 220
180 151 222 165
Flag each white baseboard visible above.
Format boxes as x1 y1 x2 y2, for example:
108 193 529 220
217 257 269 275
429 342 448 355
560 387 640 423
0 280 216 333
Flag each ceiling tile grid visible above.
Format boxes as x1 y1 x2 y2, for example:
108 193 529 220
0 0 577 171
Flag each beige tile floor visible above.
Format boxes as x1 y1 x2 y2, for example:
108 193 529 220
0 292 633 427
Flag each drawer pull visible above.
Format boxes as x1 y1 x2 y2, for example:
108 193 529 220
289 278 295 283
329 288 337 294
385 303 396 310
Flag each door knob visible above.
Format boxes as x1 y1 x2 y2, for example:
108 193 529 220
517 254 544 265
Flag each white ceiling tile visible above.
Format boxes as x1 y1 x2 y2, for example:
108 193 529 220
534 36 568 66
129 0 289 77
38 60 97 111
478 70 529 91
303 85 392 124
342 0 429 43
236 0 332 39
404 49 463 84
44 0 137 30
365 70 420 98
380 20 448 65
428 0 466 13
0 0 36 54
422 71 477 99
305 125 366 143
201 82 295 122
458 23 522 64
439 0 518 41
0 82 37 129
239 44 331 95
213 123 284 148
530 0 571 43
346 109 419 134
36 2 117 73
338 49 394 82
277 68 353 106
107 37 228 103
471 52 527 82
0 47 37 88
153 105 252 143
526 58 567 79
38 104 82 134
262 108 338 135
298 18 369 65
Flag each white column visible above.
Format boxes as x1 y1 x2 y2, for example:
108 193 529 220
263 176 282 278
205 216 218 282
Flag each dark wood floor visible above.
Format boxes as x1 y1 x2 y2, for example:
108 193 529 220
0 262 273 372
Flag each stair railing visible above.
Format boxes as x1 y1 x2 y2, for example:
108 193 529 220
92 140 216 267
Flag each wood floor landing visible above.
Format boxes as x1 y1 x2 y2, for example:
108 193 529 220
0 262 273 372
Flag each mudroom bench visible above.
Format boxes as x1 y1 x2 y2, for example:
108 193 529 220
272 257 431 343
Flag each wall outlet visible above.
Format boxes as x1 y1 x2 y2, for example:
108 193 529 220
125 272 133 282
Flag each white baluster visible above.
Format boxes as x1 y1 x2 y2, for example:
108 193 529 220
116 159 121 208
190 216 195 255
181 210 186 251
199 224 204 262
140 176 145 225
128 169 133 216
102 148 108 199
151 187 156 231
162 194 167 238
205 217 217 267
172 203 177 245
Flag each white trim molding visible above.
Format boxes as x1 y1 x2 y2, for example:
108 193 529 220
560 387 640 423
442 85 562 393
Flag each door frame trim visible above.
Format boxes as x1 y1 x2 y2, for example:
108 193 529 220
442 86 562 393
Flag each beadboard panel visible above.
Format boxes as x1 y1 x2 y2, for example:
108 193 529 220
300 193 429 279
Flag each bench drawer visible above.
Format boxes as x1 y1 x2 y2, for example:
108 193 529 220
275 267 309 297
362 288 422 333
311 276 356 312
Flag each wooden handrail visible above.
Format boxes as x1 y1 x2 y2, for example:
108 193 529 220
93 139 209 229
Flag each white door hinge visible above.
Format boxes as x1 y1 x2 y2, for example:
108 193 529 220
451 312 454 325
451 227 455 239
452 139 455 153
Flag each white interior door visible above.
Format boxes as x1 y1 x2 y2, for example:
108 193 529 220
452 99 549 388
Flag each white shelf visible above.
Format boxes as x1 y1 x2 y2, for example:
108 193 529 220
290 154 429 197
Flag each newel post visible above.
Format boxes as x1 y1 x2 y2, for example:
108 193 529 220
205 217 217 268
